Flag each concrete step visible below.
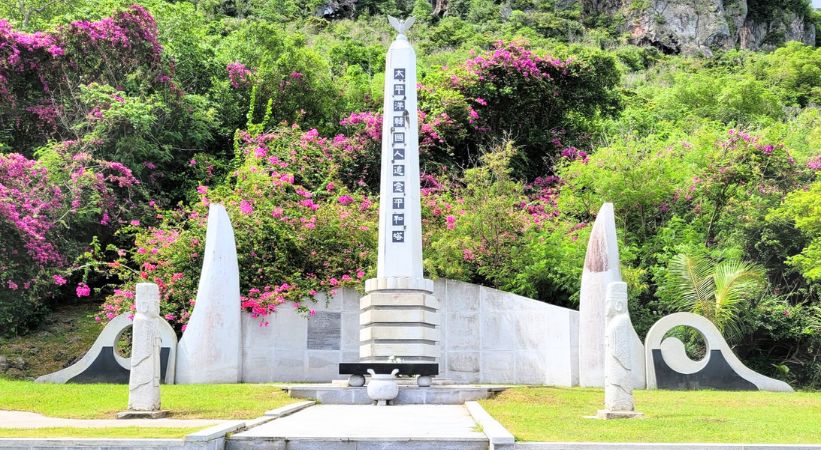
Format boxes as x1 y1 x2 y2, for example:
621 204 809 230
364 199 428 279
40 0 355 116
228 405 489 450
226 438 488 450
285 385 506 405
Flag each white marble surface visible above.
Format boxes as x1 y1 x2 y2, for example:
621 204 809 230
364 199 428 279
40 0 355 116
603 282 635 412
233 405 485 440
375 21 424 282
240 279 580 385
645 312 793 392
578 203 646 389
175 203 242 384
36 311 177 385
127 283 163 411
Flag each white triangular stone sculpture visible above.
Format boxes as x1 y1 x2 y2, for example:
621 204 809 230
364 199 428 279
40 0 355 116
578 203 646 388
175 203 242 384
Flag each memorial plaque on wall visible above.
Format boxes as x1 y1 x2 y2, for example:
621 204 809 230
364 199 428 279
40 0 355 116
307 311 342 350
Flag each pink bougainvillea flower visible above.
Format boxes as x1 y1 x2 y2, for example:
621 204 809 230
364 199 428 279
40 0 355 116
76 283 91 297
445 215 456 230
227 62 252 88
239 200 254 215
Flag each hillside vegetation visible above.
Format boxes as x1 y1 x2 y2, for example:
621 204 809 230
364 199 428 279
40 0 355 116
0 0 819 387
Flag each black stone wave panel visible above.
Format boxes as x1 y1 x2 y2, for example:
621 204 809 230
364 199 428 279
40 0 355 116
652 349 757 391
67 346 171 384
339 362 439 376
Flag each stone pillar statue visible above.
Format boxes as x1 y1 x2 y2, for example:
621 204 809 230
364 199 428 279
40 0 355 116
118 283 168 419
597 282 642 419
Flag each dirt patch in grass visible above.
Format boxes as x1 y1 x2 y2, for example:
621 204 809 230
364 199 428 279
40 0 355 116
0 300 103 380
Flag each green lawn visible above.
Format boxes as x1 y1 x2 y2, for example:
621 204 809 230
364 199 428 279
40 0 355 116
479 387 821 443
0 428 200 438
0 379 297 419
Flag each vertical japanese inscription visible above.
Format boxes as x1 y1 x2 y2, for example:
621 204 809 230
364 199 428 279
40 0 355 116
390 67 407 244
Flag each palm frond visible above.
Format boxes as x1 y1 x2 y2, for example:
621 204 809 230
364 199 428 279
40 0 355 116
668 252 715 312
712 259 765 339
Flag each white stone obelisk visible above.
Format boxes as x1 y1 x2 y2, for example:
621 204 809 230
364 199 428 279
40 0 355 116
175 203 242 384
360 16 439 367
578 203 645 389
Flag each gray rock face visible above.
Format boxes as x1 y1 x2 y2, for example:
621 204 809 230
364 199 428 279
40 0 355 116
11 356 26 370
738 9 817 51
316 0 357 19
593 0 815 55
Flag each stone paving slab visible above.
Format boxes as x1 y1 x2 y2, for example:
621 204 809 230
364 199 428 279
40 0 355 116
231 405 487 441
0 411 222 429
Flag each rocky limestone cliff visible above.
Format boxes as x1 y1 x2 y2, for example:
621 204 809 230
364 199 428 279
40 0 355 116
586 0 816 55
316 0 816 54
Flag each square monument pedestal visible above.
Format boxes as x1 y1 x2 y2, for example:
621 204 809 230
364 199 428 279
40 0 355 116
359 291 439 363
116 410 170 419
595 409 644 419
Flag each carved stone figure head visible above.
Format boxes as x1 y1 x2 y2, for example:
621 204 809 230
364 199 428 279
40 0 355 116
135 283 161 316
605 281 628 319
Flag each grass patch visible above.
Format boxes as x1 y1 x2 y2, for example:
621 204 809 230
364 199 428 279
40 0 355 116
0 379 296 419
479 387 821 443
0 428 200 438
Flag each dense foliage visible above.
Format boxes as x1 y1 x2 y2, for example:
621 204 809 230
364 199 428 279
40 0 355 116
0 1 818 387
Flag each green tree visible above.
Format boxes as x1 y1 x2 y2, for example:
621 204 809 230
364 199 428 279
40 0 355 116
768 180 821 282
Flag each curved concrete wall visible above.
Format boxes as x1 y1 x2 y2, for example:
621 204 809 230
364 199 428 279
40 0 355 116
241 279 579 385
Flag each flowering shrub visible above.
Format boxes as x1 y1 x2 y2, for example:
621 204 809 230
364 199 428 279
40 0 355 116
93 125 377 329
0 5 173 153
424 142 533 286
433 41 621 176
0 147 140 335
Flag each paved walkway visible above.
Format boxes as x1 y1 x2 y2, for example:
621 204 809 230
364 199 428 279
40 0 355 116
233 404 485 440
0 410 222 428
